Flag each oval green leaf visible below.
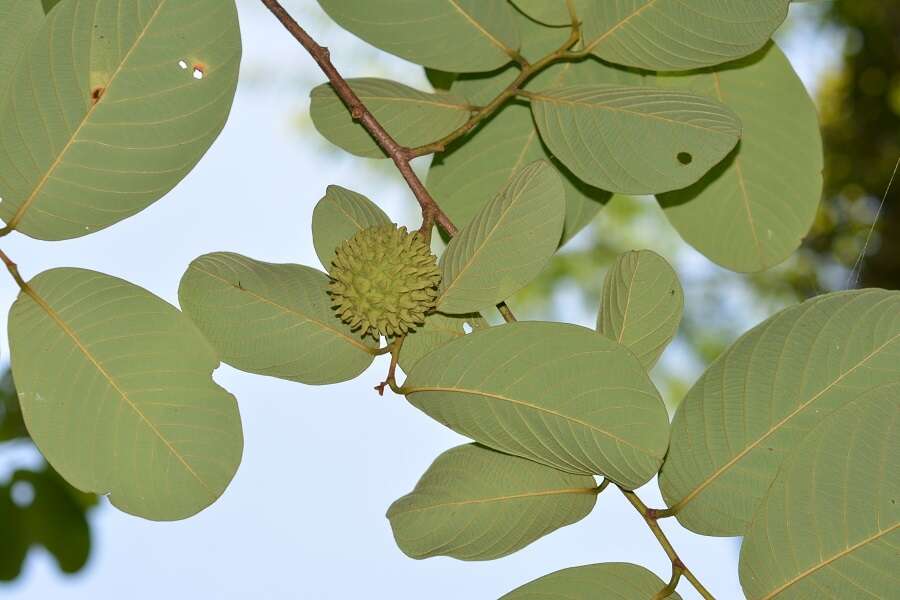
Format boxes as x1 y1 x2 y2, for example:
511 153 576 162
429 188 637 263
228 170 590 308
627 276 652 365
579 0 790 71
437 161 565 313
598 250 683 370
317 0 519 73
658 44 823 273
430 27 646 245
660 289 900 536
311 185 391 273
0 0 44 109
179 253 376 385
9 268 243 521
739 391 899 599
529 84 742 195
398 312 488 374
0 0 241 240
387 443 597 560
404 321 671 488
501 562 682 599
309 78 472 158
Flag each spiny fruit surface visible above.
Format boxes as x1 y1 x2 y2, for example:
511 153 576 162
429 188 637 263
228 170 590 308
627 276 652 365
329 224 440 338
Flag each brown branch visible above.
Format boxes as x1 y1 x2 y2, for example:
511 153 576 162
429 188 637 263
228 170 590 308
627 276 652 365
259 0 457 236
375 336 405 396
407 18 583 158
619 487 716 600
261 0 526 326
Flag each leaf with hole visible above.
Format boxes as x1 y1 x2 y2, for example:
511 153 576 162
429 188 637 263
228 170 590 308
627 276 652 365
387 443 597 560
9 268 243 521
657 43 823 273
501 562 682 599
437 161 565 313
404 321 671 488
598 250 683 370
0 0 241 240
398 312 488 374
312 185 391 273
578 0 790 71
659 289 900 536
317 0 519 73
309 79 472 158
179 253 377 385
431 26 647 244
738 391 899 599
529 84 741 195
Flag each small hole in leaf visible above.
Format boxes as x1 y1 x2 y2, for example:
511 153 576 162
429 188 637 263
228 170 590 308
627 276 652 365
11 481 35 508
462 323 473 334
192 65 205 80
677 152 693 165
178 60 188 70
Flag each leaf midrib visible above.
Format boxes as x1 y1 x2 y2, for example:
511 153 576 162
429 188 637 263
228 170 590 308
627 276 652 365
191 264 373 353
584 0 661 54
7 1 168 232
390 486 597 517
447 0 515 59
407 385 660 457
529 89 738 136
670 330 900 514
760 523 900 600
437 167 539 306
21 280 212 496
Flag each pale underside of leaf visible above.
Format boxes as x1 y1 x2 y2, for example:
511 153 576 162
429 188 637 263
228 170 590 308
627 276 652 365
598 249 683 370
309 78 471 158
437 160 565 313
387 443 597 560
9 268 243 521
316 0 519 73
311 185 391 273
404 321 671 488
501 562 682 599
739 391 899 599
0 0 44 110
657 43 823 273
579 0 790 71
397 311 487 374
660 289 900 536
178 253 376 385
529 84 741 195
0 0 241 240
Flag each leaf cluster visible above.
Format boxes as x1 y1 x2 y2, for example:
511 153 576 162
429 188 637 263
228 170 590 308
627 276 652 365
0 1 895 598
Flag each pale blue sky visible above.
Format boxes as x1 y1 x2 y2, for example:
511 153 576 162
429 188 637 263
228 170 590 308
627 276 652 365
1 2 840 598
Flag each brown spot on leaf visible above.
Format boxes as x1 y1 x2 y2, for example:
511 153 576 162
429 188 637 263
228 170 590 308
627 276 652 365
91 87 105 104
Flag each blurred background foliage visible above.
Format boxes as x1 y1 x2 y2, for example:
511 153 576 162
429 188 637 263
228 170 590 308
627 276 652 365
1 0 897 584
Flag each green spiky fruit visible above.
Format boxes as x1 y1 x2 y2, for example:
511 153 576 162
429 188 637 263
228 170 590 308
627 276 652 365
329 224 440 338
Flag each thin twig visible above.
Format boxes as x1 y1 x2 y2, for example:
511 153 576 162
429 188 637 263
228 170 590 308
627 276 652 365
653 563 683 600
261 0 524 327
258 0 458 236
0 248 27 290
619 487 716 600
375 336 405 396
496 301 518 323
407 18 583 158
